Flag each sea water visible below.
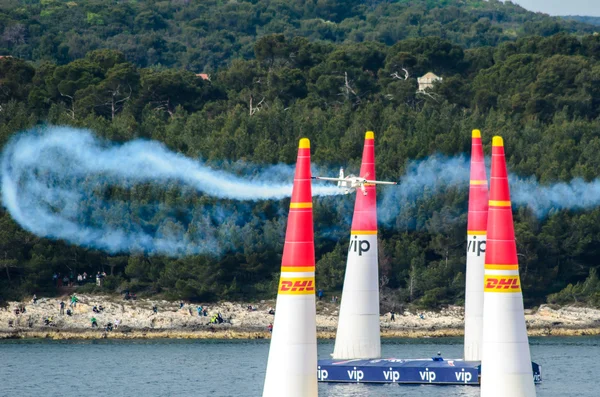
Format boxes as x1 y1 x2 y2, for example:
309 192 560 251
0 337 596 396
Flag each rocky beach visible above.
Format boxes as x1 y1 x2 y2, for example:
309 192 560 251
1 294 599 340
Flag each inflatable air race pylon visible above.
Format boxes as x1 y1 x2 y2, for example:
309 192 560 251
333 131 381 360
464 129 489 361
263 138 318 397
481 136 536 397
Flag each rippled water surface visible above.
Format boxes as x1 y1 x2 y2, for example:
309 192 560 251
0 336 597 396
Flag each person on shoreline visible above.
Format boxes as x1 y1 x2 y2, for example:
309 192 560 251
60 301 65 315
152 305 158 315
91 317 98 328
179 301 184 309
209 313 224 324
66 309 72 316
390 311 396 322
32 294 37 304
197 306 203 317
77 274 83 286
70 294 78 308
268 323 273 333
114 319 120 329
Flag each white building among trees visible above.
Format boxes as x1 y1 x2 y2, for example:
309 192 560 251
417 72 442 91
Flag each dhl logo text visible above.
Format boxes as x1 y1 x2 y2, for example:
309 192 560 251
279 277 315 295
484 275 521 292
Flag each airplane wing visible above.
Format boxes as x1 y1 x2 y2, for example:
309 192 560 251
312 176 345 182
365 180 398 185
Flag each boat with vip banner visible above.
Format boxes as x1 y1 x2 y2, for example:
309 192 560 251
317 356 542 385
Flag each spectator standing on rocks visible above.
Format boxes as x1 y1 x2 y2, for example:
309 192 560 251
197 306 203 317
114 319 120 329
77 274 83 286
91 317 98 328
317 289 323 301
59 301 65 315
268 323 273 333
70 294 78 308
179 301 184 309
390 311 395 322
152 305 158 315
32 294 37 304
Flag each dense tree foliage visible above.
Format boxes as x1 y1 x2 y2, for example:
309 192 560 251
1 1 600 309
564 16 600 27
0 0 596 70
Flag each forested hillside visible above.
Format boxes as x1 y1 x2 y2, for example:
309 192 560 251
1 1 600 309
0 0 596 69
564 16 600 27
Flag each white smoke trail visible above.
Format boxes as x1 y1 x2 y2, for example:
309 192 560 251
4 126 342 200
1 126 342 256
380 154 600 227
511 177 600 216
3 126 599 256
379 155 471 227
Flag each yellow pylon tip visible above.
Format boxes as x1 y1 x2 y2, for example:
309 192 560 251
299 138 310 149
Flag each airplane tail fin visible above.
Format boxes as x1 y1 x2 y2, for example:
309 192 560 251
337 168 345 188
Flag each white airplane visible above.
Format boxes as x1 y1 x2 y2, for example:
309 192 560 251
312 168 397 196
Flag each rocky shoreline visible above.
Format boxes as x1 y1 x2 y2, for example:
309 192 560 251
1 295 599 340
